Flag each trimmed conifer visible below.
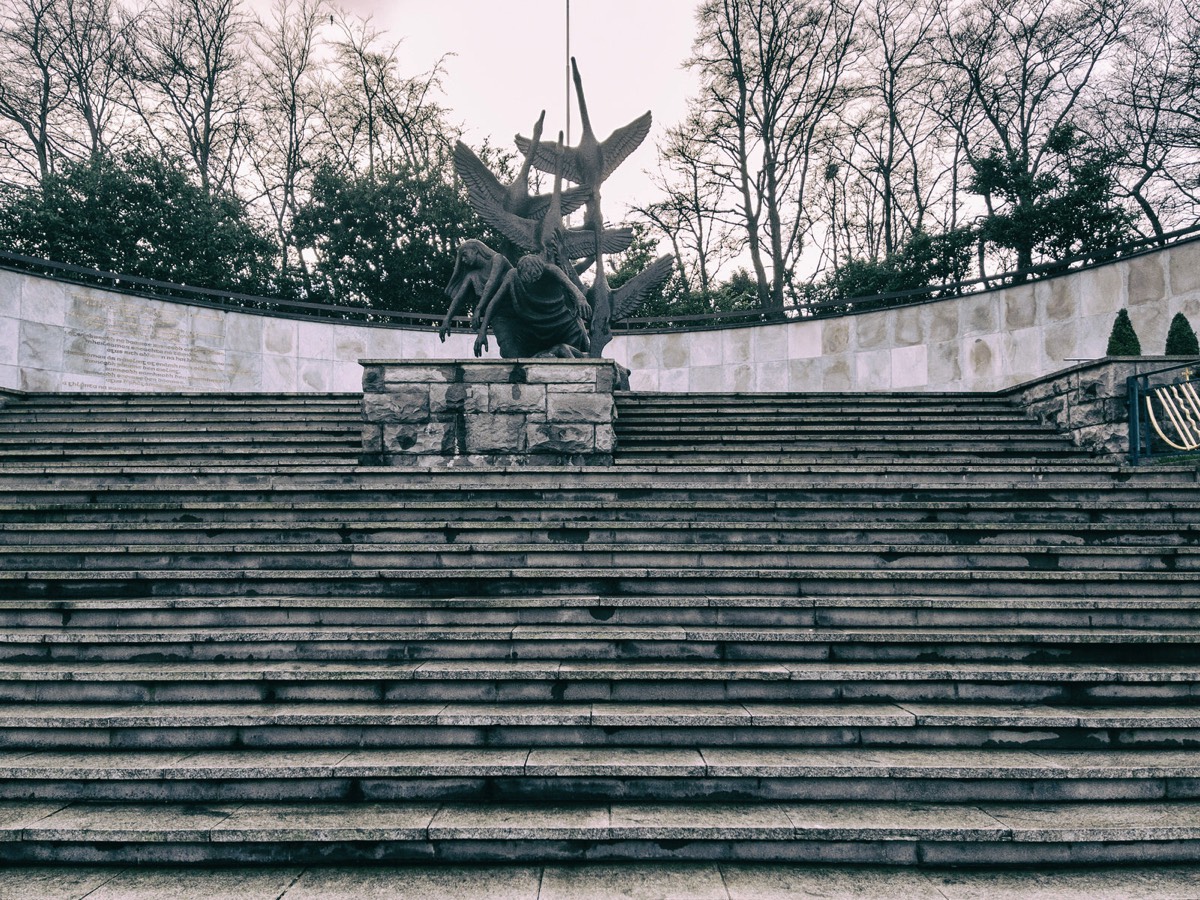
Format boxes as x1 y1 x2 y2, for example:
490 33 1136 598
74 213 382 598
1165 312 1199 356
1106 309 1141 356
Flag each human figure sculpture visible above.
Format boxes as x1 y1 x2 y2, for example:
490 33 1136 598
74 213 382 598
442 58 674 371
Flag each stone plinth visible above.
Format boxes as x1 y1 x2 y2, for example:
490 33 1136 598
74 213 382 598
360 359 618 466
1006 356 1198 457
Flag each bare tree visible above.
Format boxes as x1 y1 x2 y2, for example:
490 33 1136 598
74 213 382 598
122 0 249 196
635 114 743 299
52 0 127 158
936 0 1133 272
837 0 946 261
319 14 451 177
244 0 326 285
0 0 69 179
687 0 863 310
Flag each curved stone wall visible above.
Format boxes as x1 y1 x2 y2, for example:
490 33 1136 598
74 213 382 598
607 237 1200 393
1 236 1197 394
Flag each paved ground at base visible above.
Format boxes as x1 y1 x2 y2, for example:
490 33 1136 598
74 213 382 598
0 864 1198 900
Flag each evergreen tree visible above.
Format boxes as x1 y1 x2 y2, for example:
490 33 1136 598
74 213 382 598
0 151 278 295
1165 312 1200 356
1106 309 1142 356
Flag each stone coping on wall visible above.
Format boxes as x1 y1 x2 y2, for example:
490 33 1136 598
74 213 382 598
359 358 619 467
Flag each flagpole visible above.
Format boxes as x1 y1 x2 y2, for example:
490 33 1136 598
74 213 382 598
565 0 571 146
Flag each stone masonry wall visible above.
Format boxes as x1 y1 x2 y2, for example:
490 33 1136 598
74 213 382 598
3 235 1198 394
360 359 618 466
1006 356 1199 457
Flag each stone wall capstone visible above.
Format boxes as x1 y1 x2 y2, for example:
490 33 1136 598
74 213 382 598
360 359 618 466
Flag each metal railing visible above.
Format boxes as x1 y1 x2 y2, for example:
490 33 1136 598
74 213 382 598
1 223 1199 334
1127 359 1200 464
614 223 1200 332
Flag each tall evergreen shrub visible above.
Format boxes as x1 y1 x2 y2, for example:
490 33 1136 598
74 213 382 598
1106 309 1142 356
1165 312 1200 356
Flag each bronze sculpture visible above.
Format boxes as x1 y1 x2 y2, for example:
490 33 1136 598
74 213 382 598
442 58 673 373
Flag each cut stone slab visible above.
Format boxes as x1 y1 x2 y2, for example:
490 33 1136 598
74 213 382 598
84 868 301 900
0 802 70 839
981 801 1200 842
284 865 541 900
590 703 752 727
538 863 729 900
212 802 440 842
699 748 1058 779
524 748 707 777
928 865 1200 900
336 748 529 777
902 704 1200 729
0 866 124 900
22 802 239 841
743 703 916 727
428 802 610 840
782 802 1009 841
720 864 944 900
435 703 591 726
608 802 794 840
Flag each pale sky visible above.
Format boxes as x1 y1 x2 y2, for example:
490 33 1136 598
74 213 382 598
337 0 703 216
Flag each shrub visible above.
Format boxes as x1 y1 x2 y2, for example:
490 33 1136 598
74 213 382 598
1165 312 1200 356
1106 309 1142 356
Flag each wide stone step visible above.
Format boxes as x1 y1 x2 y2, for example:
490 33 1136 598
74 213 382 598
5 567 1196 603
0 701 1197 752
1 747 1197 804
613 452 1095 465
2 622 1197 665
5 497 1198 526
2 466 1195 492
5 862 1199 897
0 798 1198 864
3 520 1195 549
0 432 359 446
3 594 1199 630
3 540 1195 573
613 414 1053 426
614 439 1081 452
0 410 362 423
0 658 1194 705
13 392 360 404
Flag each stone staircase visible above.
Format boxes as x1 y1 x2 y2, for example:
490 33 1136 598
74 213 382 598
0 389 1197 864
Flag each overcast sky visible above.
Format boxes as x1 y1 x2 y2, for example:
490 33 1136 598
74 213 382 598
336 0 703 215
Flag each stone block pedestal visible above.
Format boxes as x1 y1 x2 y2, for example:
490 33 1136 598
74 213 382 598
1006 356 1198 457
360 359 618 466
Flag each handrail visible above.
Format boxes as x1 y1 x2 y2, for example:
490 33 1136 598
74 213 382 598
1127 358 1200 464
1 222 1199 334
616 223 1200 331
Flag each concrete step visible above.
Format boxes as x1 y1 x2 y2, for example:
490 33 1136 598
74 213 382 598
0 658 1195 705
2 465 1196 491
11 392 360 405
0 433 359 446
5 567 1197 603
3 861 1198 898
5 497 1198 526
0 798 1198 864
3 519 1196 549
0 747 1197 804
613 416 1054 428
0 700 1198 752
613 452 1097 465
2 623 1197 664
3 540 1196 574
3 595 1200 629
